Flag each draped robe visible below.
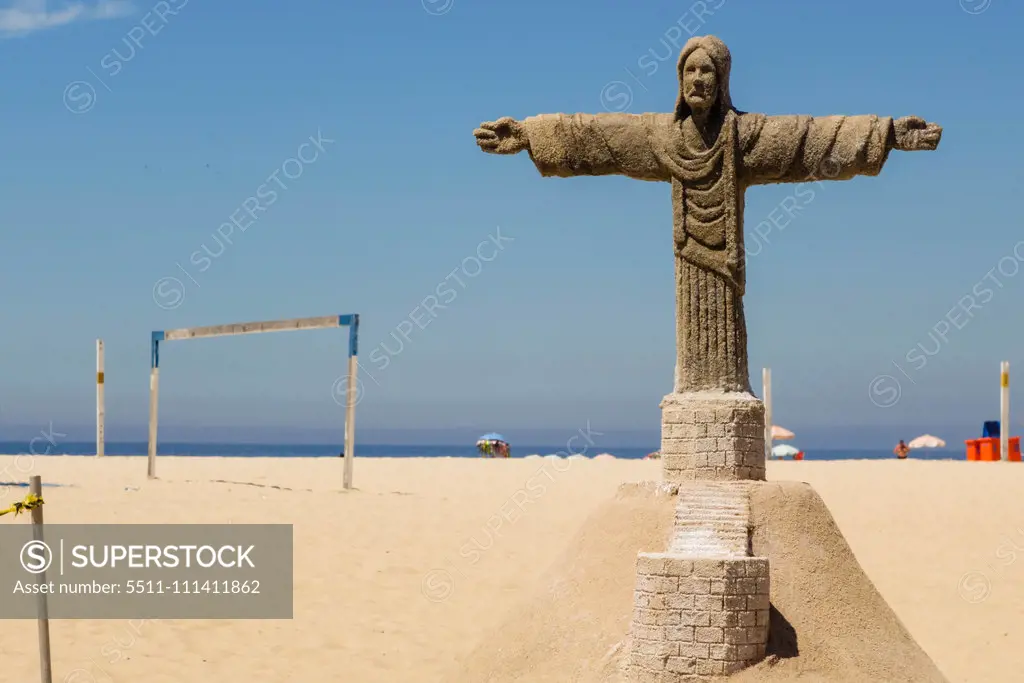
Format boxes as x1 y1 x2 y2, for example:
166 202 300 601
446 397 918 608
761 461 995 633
522 110 894 393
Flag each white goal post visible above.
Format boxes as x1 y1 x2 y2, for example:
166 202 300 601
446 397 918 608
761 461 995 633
148 314 360 488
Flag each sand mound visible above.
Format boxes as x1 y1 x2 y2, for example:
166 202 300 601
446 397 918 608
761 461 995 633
449 480 948 682
446 484 676 683
730 481 948 682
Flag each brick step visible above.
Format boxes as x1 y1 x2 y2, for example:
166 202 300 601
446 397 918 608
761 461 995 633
671 528 747 536
676 513 746 520
676 501 746 507
675 519 747 527
677 504 746 510
676 501 747 508
670 528 746 536
677 493 748 503
677 491 746 496
670 532 748 540
670 539 748 548
678 492 748 500
669 541 748 555
675 511 747 521
678 492 747 498
665 547 743 557
670 539 748 551
676 519 746 526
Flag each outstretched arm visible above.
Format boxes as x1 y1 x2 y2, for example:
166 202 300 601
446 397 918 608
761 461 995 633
474 114 671 182
738 113 941 186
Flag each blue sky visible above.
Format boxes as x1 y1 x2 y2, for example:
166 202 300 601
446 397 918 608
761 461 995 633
0 0 1021 447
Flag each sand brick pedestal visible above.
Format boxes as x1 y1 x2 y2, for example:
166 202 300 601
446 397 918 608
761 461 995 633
632 391 770 677
660 392 766 483
630 554 770 681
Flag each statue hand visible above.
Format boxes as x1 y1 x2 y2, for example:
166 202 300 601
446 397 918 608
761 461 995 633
474 117 529 155
893 116 942 151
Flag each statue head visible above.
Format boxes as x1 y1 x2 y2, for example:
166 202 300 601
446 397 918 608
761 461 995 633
675 35 733 121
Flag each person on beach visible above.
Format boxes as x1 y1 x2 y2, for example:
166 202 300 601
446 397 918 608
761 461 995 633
894 440 910 459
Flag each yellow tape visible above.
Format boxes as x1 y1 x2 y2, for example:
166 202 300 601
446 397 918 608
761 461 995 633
0 493 44 518
97 372 105 384
1002 373 1009 388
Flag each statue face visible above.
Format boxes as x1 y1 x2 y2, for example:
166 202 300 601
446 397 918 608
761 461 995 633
682 48 717 113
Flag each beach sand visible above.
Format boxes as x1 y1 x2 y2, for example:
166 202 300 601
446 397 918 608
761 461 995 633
0 455 1020 682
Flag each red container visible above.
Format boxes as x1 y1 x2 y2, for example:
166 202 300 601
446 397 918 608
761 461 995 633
980 438 999 461
965 440 979 461
965 437 1021 462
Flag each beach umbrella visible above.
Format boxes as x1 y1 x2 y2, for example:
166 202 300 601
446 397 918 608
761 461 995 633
908 434 946 449
476 433 506 444
771 425 795 440
771 444 800 458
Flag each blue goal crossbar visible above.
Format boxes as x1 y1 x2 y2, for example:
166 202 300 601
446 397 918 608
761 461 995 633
147 314 360 488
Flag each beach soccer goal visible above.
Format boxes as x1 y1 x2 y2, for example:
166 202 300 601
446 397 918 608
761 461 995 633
148 314 360 487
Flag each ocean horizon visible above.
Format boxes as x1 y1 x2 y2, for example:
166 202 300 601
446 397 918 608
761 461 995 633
0 441 964 461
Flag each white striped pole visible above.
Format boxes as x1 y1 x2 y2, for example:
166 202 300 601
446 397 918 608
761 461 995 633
148 334 161 479
30 476 53 683
96 340 105 457
148 368 159 478
763 368 773 460
343 355 357 490
1001 361 1010 462
343 316 359 490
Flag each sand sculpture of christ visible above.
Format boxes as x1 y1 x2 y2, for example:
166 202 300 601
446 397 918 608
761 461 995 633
474 35 941 480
